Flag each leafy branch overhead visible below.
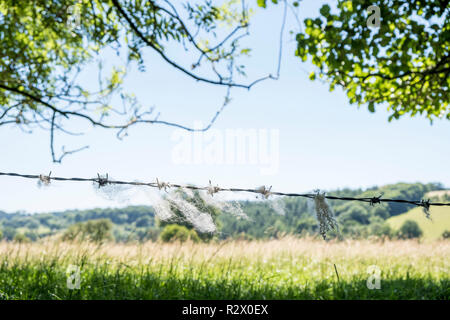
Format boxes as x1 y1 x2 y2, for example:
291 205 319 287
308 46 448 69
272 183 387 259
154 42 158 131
1 0 448 164
259 0 449 121
0 0 282 162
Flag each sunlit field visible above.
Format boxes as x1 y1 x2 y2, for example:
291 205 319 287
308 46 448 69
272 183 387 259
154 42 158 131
0 237 448 300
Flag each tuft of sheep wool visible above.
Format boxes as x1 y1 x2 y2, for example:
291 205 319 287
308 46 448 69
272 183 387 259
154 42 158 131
314 192 340 240
421 199 432 220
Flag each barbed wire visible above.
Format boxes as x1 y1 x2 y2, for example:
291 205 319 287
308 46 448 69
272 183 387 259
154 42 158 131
1 171 449 210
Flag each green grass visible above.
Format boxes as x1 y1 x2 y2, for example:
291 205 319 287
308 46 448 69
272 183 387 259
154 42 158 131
387 206 450 240
0 238 448 300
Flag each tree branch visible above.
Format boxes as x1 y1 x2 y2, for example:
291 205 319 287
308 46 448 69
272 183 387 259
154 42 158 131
110 0 273 90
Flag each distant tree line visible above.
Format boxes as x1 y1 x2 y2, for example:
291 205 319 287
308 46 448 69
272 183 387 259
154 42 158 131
0 182 447 243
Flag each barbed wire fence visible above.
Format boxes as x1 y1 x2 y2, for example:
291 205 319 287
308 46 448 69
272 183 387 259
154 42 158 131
2 171 449 208
1 171 449 239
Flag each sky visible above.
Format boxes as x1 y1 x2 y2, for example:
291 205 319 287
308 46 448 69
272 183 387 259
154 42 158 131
0 1 449 214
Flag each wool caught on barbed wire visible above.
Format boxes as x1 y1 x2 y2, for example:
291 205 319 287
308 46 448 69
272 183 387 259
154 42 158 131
37 172 52 188
93 175 139 203
156 178 171 192
207 180 220 196
313 191 340 240
421 199 432 220
269 196 286 216
256 185 272 199
148 187 217 234
164 189 217 234
152 195 177 221
199 189 248 220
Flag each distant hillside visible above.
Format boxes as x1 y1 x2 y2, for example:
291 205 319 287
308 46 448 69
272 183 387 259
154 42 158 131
0 182 447 241
387 206 450 241
218 182 446 239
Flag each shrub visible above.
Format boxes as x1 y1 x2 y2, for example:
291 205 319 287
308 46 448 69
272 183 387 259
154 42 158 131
397 220 423 239
2 227 16 241
295 218 317 235
441 230 450 239
143 227 160 242
63 219 113 243
371 206 390 219
370 222 393 239
13 233 30 243
135 216 151 228
24 231 38 242
159 224 200 243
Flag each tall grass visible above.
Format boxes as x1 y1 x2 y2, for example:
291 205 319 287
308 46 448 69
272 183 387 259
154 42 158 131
0 237 448 299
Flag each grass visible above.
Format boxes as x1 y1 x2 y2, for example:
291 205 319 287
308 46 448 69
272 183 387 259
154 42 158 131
387 206 450 240
0 238 448 300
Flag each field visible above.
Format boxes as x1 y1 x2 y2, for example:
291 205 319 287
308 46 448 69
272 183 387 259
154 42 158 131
0 238 448 300
387 206 450 240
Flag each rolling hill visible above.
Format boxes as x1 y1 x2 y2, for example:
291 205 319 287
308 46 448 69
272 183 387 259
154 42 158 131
387 206 450 240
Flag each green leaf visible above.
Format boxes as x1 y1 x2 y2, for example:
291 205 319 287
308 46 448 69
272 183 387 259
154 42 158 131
319 5 331 17
293 0 449 121
257 0 267 8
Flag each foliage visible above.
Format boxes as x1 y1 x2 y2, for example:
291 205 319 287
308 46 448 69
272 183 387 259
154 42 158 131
369 220 393 239
442 230 450 239
159 224 200 243
258 0 450 120
387 205 450 240
0 227 16 241
0 0 252 162
397 220 423 239
12 233 30 243
2 0 446 166
0 183 445 242
219 182 441 240
62 219 113 242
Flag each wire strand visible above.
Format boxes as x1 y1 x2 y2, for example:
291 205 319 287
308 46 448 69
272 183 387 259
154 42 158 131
0 171 449 208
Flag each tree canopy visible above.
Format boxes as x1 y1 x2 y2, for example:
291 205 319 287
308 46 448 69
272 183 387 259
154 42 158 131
287 0 449 121
0 1 448 163
0 0 267 161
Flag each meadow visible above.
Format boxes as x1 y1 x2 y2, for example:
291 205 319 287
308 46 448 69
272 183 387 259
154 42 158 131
0 237 448 300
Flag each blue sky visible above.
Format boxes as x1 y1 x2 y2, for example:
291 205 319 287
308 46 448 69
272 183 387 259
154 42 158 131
0 1 449 213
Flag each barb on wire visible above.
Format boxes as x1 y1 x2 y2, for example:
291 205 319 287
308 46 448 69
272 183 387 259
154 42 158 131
0 171 449 209
256 185 272 199
38 171 52 187
96 173 109 188
207 180 220 196
369 193 383 206
156 178 171 192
